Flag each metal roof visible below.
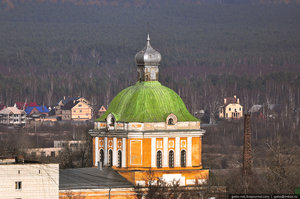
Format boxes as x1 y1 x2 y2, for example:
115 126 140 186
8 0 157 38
59 167 134 190
96 81 199 123
0 106 26 115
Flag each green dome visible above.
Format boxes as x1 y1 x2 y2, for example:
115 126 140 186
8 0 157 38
97 81 198 123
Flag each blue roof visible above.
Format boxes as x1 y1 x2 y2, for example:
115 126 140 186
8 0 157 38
25 106 49 115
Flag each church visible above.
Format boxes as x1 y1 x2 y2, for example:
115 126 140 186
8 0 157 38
89 34 209 187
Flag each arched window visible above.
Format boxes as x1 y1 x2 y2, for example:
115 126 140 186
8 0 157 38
168 118 174 125
110 117 115 126
118 150 122 168
106 113 115 127
169 150 174 168
166 113 177 125
157 151 162 168
181 150 186 167
108 150 113 167
100 149 104 167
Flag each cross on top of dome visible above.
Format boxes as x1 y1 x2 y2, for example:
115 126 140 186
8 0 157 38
135 34 161 67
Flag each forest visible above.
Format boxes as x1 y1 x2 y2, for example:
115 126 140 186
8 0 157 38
0 0 300 194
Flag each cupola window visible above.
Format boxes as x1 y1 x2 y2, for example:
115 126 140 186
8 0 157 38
166 113 177 125
168 118 174 125
106 113 116 127
157 151 162 168
110 117 115 126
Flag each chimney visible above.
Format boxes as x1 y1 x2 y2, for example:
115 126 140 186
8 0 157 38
243 114 252 176
224 98 227 104
237 98 240 104
234 95 237 99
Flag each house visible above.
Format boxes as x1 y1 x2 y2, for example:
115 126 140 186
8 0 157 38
0 106 26 125
219 95 243 119
0 157 58 199
54 140 86 151
15 102 38 110
96 105 106 118
55 96 79 120
249 104 264 119
249 104 280 119
56 97 92 121
25 105 49 118
25 147 62 158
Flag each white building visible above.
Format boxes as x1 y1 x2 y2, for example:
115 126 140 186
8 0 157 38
54 140 85 149
0 106 26 125
0 159 59 199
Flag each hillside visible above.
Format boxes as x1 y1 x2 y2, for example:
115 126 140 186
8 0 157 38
0 2 299 111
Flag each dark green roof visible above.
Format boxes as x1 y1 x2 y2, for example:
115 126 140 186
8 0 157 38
97 81 198 123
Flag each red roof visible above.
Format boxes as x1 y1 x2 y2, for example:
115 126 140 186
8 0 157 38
0 104 6 110
225 97 237 104
15 102 38 110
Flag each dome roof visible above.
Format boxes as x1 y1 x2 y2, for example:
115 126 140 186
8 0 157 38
97 81 198 123
135 34 161 66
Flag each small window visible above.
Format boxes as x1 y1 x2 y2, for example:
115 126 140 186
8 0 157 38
168 118 174 125
51 151 55 157
229 108 231 111
41 152 46 157
18 170 20 174
39 170 41 174
239 108 241 111
80 110 82 112
166 113 177 125
79 104 82 107
15 181 22 190
31 152 36 157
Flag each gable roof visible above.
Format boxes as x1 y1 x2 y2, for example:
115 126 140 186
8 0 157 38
57 97 80 106
62 100 79 110
224 97 237 105
98 105 106 112
0 107 26 115
249 105 263 113
15 102 38 110
25 106 49 115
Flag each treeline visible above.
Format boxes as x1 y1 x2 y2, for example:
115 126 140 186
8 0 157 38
0 3 299 110
2 0 300 10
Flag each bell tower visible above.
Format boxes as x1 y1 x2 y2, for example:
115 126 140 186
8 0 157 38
135 34 161 81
